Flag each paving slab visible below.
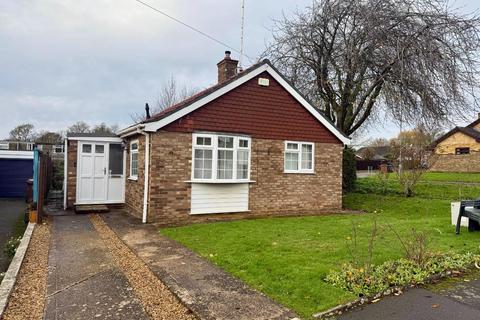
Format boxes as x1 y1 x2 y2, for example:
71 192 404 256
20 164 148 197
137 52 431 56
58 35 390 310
44 215 147 320
102 210 297 320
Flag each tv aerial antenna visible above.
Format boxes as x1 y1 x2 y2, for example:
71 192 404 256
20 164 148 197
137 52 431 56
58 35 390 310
239 0 245 70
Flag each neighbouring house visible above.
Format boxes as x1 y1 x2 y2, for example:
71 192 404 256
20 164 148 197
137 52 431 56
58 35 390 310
64 52 350 225
0 140 64 156
430 117 480 172
0 140 35 151
356 146 391 171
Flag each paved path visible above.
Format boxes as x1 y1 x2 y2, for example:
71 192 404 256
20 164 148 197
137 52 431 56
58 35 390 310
102 210 297 320
339 280 480 320
44 215 147 320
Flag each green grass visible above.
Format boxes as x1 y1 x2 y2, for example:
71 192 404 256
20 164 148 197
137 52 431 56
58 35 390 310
355 175 480 200
362 171 480 183
161 177 480 318
422 172 480 183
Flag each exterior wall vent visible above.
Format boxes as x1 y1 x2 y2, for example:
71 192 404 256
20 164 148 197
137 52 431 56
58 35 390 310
258 78 270 87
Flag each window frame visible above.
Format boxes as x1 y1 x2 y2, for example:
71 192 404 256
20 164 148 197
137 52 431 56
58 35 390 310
284 141 315 174
455 147 470 155
129 140 139 180
191 133 251 183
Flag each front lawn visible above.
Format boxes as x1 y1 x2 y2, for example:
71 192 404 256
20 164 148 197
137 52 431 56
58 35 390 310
161 178 480 319
421 171 480 183
355 174 480 200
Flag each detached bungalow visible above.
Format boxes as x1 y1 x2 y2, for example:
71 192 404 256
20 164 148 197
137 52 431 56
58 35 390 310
430 117 480 172
64 52 350 225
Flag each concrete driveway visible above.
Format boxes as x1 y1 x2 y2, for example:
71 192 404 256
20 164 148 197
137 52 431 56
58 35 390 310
0 198 27 272
44 215 147 320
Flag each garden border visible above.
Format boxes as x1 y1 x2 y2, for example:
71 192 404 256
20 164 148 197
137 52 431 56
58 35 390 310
0 222 35 317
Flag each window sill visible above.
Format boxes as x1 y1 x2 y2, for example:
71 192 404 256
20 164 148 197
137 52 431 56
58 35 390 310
190 209 251 215
185 180 256 184
283 171 315 175
128 176 138 181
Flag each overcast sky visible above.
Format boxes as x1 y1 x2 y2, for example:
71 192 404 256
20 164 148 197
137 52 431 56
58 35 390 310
1 0 479 141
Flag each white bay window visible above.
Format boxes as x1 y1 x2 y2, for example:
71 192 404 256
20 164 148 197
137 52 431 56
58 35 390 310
284 141 314 173
192 133 251 182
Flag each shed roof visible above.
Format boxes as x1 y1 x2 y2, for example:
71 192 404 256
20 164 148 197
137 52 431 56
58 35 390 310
66 132 118 138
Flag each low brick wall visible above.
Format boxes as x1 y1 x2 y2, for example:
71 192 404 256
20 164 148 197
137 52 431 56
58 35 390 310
128 131 343 226
430 152 480 172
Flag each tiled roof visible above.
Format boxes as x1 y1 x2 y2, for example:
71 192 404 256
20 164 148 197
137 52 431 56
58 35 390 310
121 59 350 144
143 60 268 124
432 126 480 148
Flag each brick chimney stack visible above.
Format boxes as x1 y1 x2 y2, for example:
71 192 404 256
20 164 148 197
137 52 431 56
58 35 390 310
217 51 238 83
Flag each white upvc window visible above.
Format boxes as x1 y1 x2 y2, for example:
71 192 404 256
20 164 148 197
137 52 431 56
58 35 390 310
192 133 251 182
284 141 314 173
129 140 139 180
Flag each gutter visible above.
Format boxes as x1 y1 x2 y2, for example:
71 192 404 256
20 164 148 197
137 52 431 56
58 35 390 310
118 123 145 138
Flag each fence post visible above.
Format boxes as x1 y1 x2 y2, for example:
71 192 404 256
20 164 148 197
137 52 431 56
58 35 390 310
33 149 39 204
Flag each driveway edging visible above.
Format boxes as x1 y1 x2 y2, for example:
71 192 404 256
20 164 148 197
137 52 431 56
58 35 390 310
0 222 35 317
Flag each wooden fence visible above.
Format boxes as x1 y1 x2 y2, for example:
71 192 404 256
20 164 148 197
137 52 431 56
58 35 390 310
33 150 52 222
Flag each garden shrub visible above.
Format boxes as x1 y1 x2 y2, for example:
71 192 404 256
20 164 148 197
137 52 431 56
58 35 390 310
343 147 357 192
325 252 480 297
51 158 64 190
4 236 22 259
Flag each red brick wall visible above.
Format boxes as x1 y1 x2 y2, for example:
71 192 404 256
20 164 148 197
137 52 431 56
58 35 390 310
66 140 77 208
163 72 341 144
125 134 145 219
133 131 343 226
123 71 345 224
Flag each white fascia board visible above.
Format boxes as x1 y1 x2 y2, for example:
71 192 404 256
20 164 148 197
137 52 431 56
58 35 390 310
67 137 122 143
118 123 144 136
143 63 350 145
0 150 34 159
144 64 270 132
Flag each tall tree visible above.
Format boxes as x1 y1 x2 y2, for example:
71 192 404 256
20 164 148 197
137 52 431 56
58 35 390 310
8 123 35 141
67 121 90 134
91 122 117 134
36 131 63 144
266 0 480 135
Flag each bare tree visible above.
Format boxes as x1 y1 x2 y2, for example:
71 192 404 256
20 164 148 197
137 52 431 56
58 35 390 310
91 122 118 134
368 138 390 148
265 0 480 135
389 126 438 196
8 123 35 141
36 131 63 144
130 76 197 122
67 121 90 134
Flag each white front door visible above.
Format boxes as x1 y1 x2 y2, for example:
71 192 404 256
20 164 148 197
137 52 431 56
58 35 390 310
77 142 107 202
